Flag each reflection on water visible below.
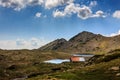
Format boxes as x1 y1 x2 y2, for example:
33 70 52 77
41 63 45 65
44 59 70 64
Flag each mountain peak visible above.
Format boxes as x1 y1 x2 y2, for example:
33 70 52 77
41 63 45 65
81 31 93 34
69 31 96 43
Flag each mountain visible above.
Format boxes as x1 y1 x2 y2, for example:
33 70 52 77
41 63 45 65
40 38 67 51
69 31 97 43
39 31 120 54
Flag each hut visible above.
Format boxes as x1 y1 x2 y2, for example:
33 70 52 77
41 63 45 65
70 56 85 62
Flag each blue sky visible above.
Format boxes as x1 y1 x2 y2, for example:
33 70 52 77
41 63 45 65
0 0 120 49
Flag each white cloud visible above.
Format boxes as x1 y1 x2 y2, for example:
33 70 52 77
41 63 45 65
53 3 81 18
91 10 106 18
45 0 61 9
77 6 92 19
53 3 106 19
109 30 120 37
53 3 76 18
30 38 40 46
0 38 47 50
0 0 73 11
0 40 17 50
113 10 120 19
0 0 44 11
35 12 41 18
0 0 25 11
89 1 97 7
16 39 26 46
28 0 44 5
64 3 79 15
44 0 73 9
53 10 65 17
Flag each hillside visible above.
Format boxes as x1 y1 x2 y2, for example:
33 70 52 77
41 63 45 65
39 31 120 54
26 49 120 80
0 50 71 80
0 46 120 80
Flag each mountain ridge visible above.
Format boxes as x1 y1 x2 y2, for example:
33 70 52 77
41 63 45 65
39 31 120 54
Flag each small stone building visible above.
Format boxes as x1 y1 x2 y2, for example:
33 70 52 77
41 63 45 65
70 56 85 62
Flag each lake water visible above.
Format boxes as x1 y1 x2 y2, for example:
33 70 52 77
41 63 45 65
73 54 94 57
44 54 94 64
44 59 70 64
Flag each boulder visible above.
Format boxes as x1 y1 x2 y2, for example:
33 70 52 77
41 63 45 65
116 73 120 77
110 66 119 71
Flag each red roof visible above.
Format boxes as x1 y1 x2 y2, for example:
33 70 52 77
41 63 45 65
70 56 81 62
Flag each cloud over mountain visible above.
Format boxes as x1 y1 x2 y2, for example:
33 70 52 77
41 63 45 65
109 30 120 37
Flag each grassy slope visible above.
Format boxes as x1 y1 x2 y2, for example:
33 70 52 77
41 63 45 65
26 58 120 80
0 50 71 80
0 49 120 80
27 49 120 80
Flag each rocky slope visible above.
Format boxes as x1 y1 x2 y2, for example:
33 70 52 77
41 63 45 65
39 31 120 54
